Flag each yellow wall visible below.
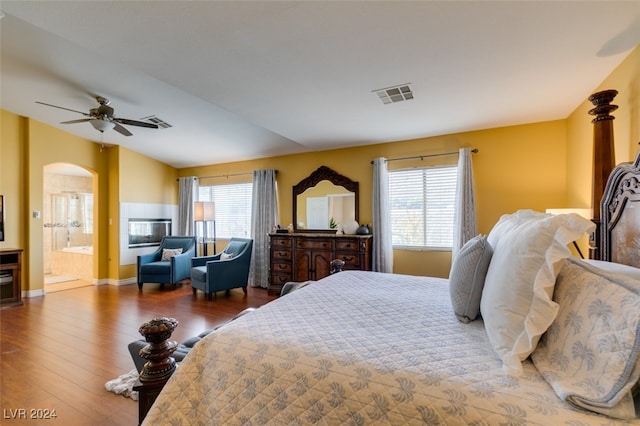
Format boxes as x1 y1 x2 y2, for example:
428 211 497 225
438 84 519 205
566 45 640 209
181 119 568 278
107 146 120 280
119 146 178 204
117 146 178 279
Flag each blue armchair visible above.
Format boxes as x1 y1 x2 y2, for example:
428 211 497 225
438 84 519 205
190 238 253 300
137 236 197 290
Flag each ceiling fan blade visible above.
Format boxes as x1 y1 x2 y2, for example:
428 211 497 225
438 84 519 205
113 122 133 137
113 117 159 129
36 101 90 116
61 118 92 124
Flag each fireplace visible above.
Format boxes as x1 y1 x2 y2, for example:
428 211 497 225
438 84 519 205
128 218 172 248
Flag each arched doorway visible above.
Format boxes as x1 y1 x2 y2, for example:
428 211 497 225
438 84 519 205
43 163 95 292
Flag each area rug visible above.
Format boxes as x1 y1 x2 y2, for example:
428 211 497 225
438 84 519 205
105 369 139 401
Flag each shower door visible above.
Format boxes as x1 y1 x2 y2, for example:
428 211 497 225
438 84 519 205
51 193 93 250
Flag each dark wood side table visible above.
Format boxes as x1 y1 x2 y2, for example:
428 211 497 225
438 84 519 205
0 249 23 308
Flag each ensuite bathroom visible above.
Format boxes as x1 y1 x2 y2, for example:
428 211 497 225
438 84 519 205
43 163 94 291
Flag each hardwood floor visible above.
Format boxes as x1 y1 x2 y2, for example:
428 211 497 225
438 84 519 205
0 282 277 425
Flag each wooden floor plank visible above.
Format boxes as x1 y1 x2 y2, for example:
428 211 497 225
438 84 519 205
1 282 277 425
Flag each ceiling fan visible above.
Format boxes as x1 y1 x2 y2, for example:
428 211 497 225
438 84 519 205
36 96 158 136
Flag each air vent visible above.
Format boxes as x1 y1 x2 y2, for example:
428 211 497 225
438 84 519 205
373 84 414 104
140 115 172 129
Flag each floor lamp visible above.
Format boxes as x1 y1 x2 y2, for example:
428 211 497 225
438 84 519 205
194 201 216 256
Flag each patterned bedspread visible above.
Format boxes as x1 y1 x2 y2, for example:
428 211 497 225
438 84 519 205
143 271 636 425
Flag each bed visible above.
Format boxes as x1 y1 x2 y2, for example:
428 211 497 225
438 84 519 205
142 162 640 425
141 93 640 425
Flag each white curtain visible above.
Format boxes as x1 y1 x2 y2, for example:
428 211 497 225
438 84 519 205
372 157 393 273
178 176 198 236
452 148 477 257
249 169 278 288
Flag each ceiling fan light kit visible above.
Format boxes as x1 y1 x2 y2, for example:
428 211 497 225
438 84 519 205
36 96 159 136
90 118 115 133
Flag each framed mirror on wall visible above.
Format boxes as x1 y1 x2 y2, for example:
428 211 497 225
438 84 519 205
0 195 4 241
292 166 359 232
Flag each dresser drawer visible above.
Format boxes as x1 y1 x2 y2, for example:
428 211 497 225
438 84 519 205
295 238 332 250
271 237 292 249
270 271 292 285
271 250 292 261
335 239 360 251
271 262 292 273
336 253 361 269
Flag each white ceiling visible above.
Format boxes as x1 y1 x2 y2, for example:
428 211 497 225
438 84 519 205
1 1 639 169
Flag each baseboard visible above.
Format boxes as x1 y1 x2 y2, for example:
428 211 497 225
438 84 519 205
109 277 137 286
22 289 45 298
88 277 137 286
22 278 135 297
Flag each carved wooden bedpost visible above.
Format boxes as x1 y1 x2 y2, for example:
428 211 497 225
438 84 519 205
588 89 618 260
133 317 179 425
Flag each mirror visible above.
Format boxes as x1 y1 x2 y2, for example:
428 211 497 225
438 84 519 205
293 166 359 232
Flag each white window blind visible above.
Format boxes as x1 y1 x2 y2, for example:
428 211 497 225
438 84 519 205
198 182 253 239
389 166 457 249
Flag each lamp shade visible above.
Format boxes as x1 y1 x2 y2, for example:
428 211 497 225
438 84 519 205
546 208 592 259
194 201 215 221
545 208 592 219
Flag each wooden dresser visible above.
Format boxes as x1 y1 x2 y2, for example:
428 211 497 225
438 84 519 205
268 233 372 295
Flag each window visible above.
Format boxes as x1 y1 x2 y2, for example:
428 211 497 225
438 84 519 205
389 166 457 249
198 182 253 239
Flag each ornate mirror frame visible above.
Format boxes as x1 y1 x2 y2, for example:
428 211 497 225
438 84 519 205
292 166 359 233
0 195 4 242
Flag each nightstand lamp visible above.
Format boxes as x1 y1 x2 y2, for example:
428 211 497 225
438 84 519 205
545 208 592 259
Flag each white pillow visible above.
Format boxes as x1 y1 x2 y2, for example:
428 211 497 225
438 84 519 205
161 248 183 261
582 259 640 281
449 235 493 323
486 209 542 249
480 210 595 374
220 252 234 260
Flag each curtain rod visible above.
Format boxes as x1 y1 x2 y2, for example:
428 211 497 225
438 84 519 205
177 170 278 181
198 172 254 179
370 148 478 164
